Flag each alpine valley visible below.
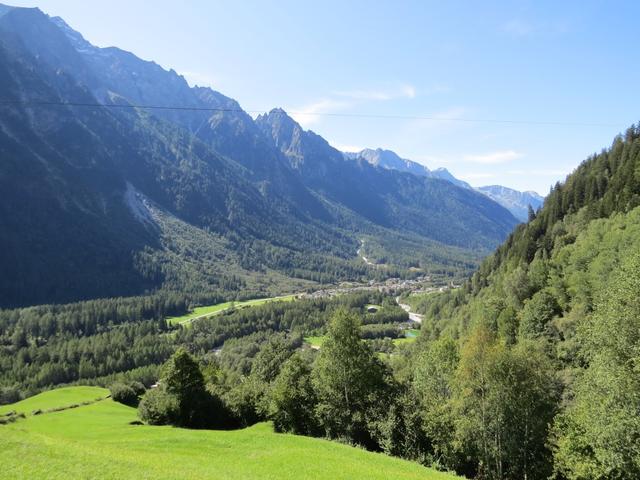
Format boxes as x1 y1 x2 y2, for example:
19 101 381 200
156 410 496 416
0 5 519 308
3 4 639 480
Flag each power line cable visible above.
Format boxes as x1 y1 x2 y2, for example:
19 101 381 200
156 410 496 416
0 99 625 128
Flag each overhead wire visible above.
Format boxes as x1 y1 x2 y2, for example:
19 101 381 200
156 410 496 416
0 99 624 128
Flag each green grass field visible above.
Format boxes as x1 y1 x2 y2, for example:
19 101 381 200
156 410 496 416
0 386 109 416
0 387 462 480
304 335 325 348
167 295 296 326
392 329 420 346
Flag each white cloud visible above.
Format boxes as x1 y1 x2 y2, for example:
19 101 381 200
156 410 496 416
393 107 473 154
421 84 451 95
502 18 571 38
502 19 533 36
289 82 438 128
289 98 352 126
458 172 497 180
401 84 417 99
507 168 568 176
333 83 417 101
407 106 470 132
412 154 450 167
331 143 367 153
181 70 221 89
333 90 393 101
464 150 523 164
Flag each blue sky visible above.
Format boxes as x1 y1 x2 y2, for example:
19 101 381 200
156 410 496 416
10 0 640 194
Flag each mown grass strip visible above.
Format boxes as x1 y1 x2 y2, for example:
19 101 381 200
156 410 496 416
167 295 297 326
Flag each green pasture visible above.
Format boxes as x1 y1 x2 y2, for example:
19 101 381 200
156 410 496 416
0 387 461 480
167 295 297 326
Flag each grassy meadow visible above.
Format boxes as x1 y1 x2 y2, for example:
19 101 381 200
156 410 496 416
0 387 462 480
167 295 297 326
303 335 326 348
0 386 109 415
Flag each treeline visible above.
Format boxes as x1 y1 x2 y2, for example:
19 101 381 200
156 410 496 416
0 319 172 396
177 292 403 353
136 310 409 444
0 291 404 401
0 292 187 399
0 293 187 340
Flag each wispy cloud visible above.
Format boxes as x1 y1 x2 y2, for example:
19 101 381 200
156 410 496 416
502 19 533 36
289 98 353 126
181 70 221 89
401 84 417 99
333 90 392 101
331 143 367 153
507 168 568 176
458 172 497 180
333 84 417 101
408 106 469 129
400 107 472 146
291 82 425 127
412 154 450 167
502 18 571 37
421 84 451 96
464 150 523 164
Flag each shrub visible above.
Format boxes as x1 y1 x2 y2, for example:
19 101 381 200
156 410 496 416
0 412 24 425
109 382 139 407
129 381 146 397
0 387 21 405
138 387 179 425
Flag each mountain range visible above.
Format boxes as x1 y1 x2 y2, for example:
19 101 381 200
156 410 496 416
476 185 544 222
344 148 471 189
0 4 518 308
344 148 544 220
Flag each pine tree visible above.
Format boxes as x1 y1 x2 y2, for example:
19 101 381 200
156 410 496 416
161 348 209 427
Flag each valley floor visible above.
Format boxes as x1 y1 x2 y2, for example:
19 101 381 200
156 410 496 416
0 387 462 480
166 295 297 326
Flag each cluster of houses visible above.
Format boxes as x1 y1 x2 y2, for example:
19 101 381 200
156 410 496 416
302 275 458 300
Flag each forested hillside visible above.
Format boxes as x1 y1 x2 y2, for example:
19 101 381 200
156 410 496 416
404 125 640 479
